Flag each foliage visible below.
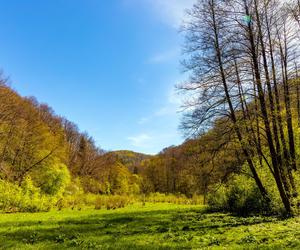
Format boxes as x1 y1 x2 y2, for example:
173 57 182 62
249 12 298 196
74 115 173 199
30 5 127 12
208 175 273 216
32 163 71 195
94 195 134 210
0 178 54 212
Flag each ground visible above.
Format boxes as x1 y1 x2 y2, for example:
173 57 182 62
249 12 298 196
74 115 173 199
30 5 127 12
0 203 299 249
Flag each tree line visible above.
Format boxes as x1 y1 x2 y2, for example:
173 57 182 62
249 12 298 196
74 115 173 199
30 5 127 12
0 80 144 199
0 76 246 210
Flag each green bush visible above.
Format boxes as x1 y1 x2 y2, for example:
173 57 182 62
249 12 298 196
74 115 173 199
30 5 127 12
207 185 228 211
95 195 134 210
32 163 71 196
81 177 104 194
208 176 271 216
0 178 55 212
57 193 98 210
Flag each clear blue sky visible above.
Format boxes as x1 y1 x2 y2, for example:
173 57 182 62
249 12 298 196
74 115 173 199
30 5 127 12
0 0 194 154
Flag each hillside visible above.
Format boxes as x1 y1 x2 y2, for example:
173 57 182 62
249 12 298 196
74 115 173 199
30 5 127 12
108 150 152 173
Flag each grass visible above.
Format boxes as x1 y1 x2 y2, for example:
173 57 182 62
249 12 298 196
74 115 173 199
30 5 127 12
0 203 299 249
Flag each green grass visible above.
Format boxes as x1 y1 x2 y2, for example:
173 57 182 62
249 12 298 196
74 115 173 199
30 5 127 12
0 203 299 249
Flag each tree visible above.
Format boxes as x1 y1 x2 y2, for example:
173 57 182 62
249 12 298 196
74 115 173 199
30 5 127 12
180 0 300 215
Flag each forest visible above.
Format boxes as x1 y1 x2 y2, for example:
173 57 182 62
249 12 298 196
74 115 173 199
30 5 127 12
1 0 300 249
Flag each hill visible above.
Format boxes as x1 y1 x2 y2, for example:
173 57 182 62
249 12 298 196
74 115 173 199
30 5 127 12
108 150 152 173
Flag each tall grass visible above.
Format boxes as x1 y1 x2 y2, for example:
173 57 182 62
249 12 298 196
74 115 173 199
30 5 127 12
0 177 203 213
58 193 203 211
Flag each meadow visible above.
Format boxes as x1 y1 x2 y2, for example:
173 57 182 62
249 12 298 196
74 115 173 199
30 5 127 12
0 203 299 250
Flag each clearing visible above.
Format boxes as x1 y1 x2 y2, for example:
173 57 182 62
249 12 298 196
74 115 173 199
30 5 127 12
0 203 299 249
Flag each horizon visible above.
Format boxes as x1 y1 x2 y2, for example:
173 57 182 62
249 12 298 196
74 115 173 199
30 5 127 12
0 0 195 154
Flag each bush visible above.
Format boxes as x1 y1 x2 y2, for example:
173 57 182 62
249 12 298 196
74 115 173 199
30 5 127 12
207 185 228 211
0 178 55 212
32 163 70 196
95 195 134 210
57 193 98 210
81 177 105 194
208 176 271 216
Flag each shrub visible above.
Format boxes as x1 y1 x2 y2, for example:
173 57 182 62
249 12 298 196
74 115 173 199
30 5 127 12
81 177 104 194
208 176 272 216
32 163 71 196
207 185 228 211
95 195 134 210
0 178 54 212
57 193 98 210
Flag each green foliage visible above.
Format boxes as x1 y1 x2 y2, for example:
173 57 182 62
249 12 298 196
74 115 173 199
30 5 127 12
98 163 143 195
208 176 271 216
81 176 104 194
94 195 134 210
207 185 228 211
0 178 54 212
32 163 70 195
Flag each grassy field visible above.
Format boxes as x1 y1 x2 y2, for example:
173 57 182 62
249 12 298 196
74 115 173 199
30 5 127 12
0 203 299 250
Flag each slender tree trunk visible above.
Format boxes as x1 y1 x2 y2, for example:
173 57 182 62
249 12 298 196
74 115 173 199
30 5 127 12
295 65 300 127
211 0 270 202
277 22 297 172
265 4 298 198
245 0 292 214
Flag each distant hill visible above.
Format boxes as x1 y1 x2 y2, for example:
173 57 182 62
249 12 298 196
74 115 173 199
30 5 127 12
105 150 152 173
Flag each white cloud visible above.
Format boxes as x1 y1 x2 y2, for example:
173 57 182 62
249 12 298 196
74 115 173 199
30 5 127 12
155 87 181 116
145 0 195 27
138 117 151 125
123 0 195 28
147 48 179 64
138 86 182 124
127 133 152 147
127 84 186 154
127 132 181 154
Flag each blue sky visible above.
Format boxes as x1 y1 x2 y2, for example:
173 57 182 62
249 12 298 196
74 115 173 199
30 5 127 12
0 0 194 154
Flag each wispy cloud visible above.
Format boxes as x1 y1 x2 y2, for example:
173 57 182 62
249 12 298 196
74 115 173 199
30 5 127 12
127 133 152 147
147 48 179 64
127 132 180 154
123 0 195 28
145 0 194 27
138 86 182 124
127 85 185 154
138 117 151 125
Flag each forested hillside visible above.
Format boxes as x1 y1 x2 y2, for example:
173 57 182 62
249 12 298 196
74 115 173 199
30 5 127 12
0 78 247 205
0 81 151 211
